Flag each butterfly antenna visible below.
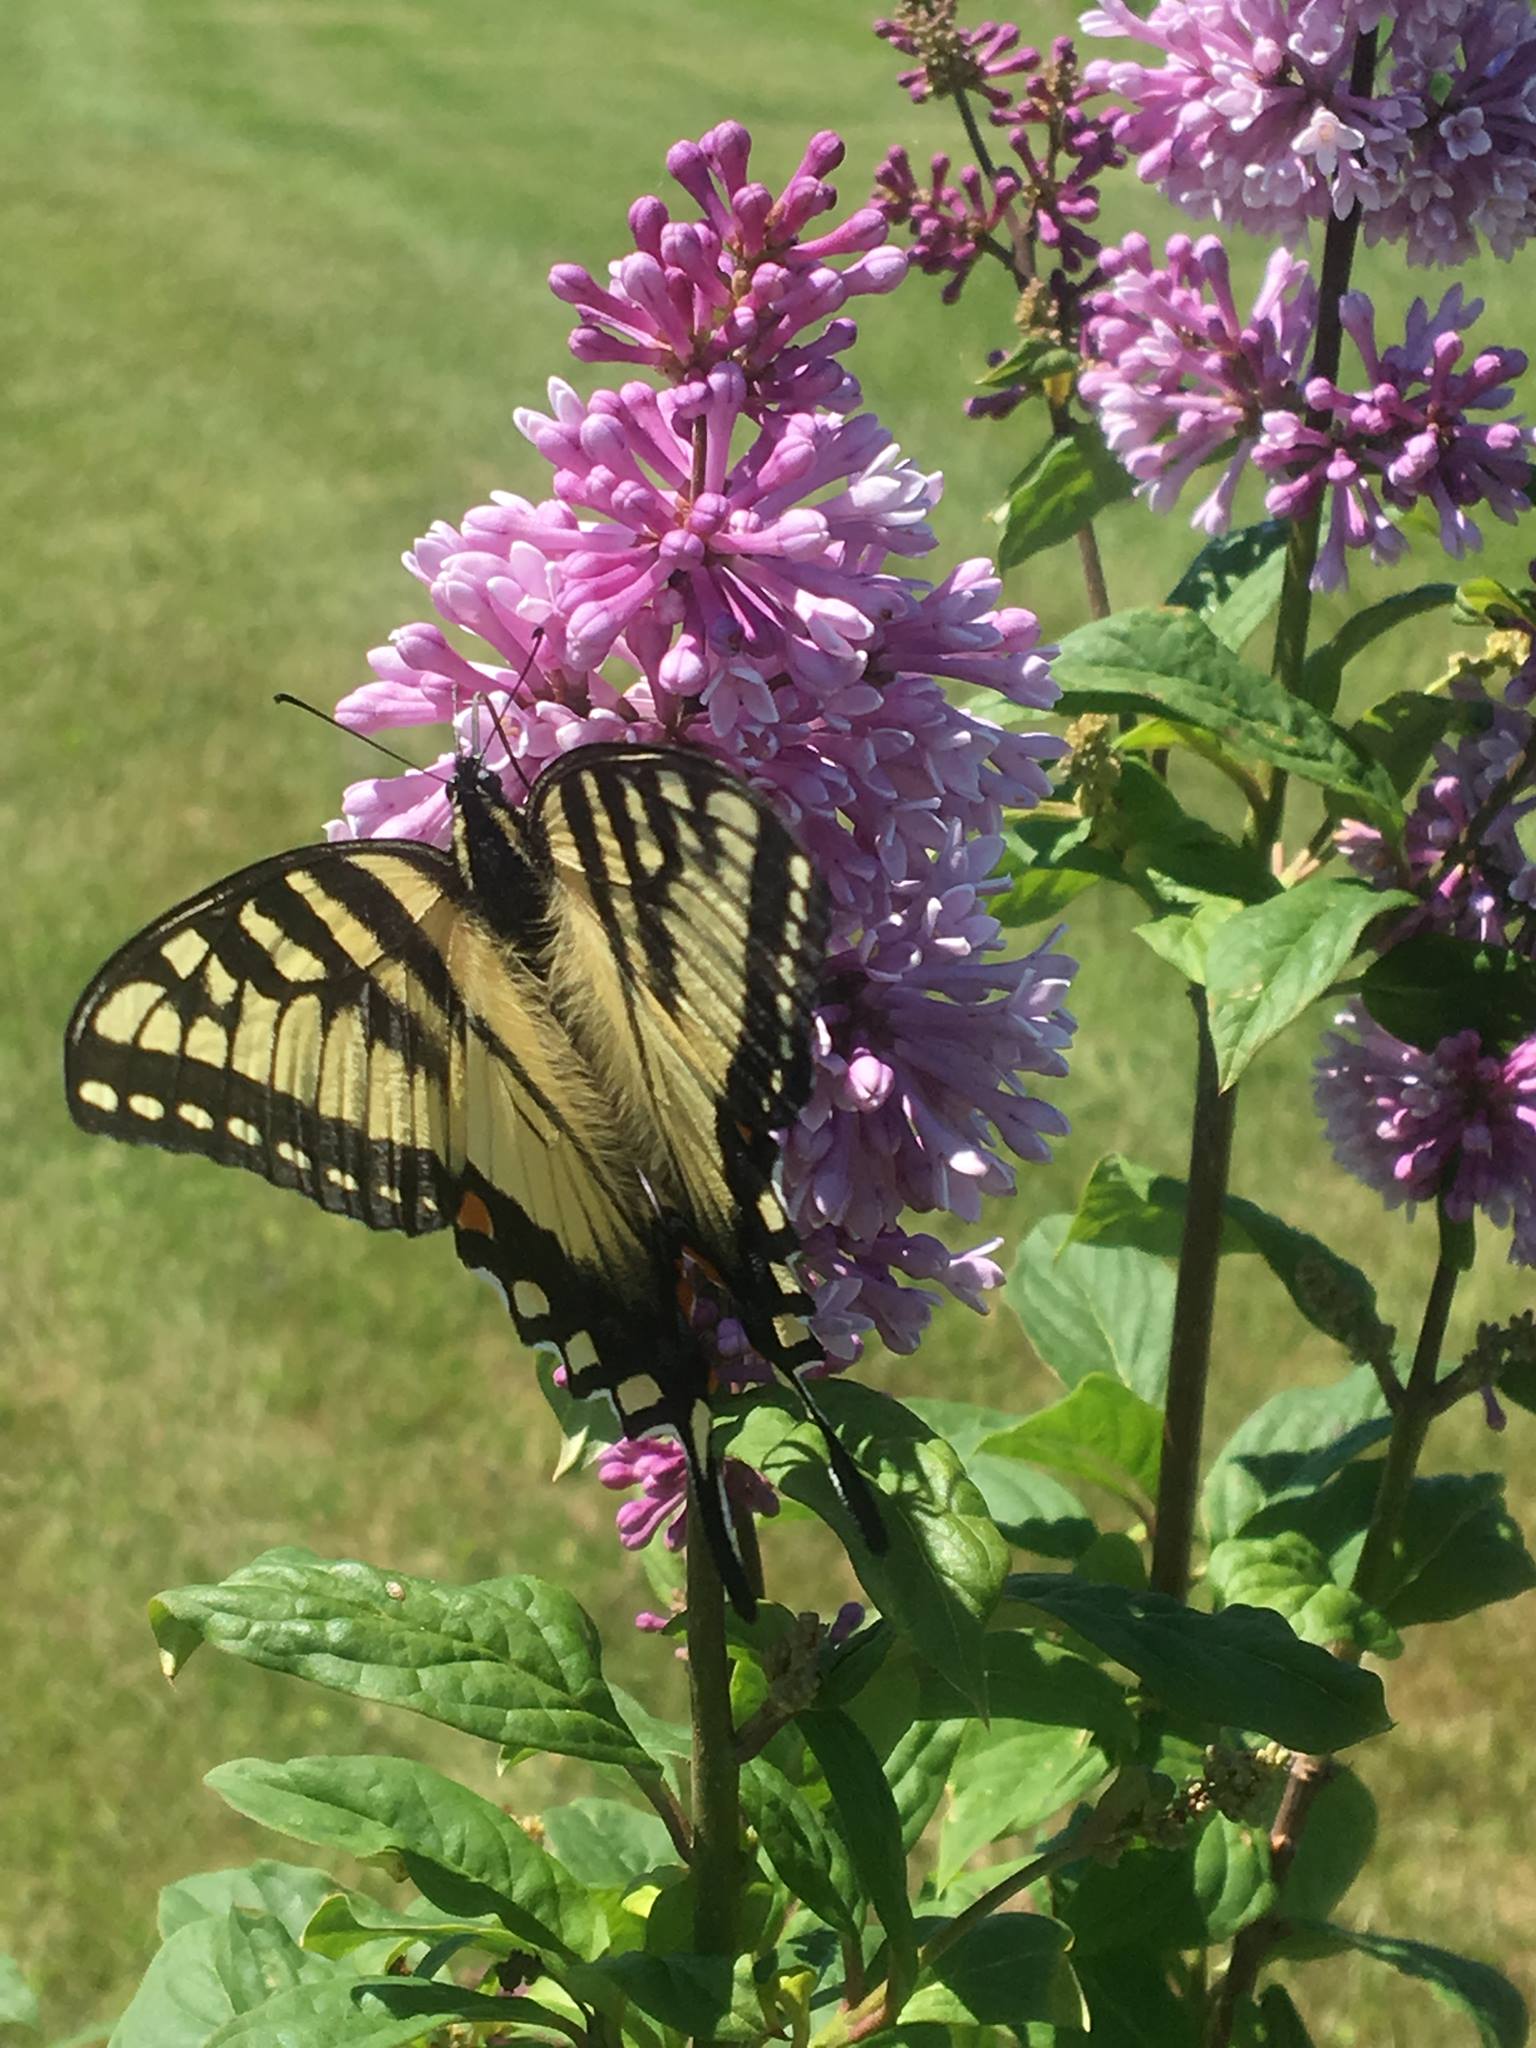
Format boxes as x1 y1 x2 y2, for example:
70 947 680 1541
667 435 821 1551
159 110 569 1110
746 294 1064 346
272 694 452 785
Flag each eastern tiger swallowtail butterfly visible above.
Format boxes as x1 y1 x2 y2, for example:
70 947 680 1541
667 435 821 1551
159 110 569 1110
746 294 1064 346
65 739 884 1616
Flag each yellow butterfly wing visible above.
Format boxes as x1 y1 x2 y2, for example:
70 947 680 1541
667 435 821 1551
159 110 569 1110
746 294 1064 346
531 743 828 1356
63 839 665 1356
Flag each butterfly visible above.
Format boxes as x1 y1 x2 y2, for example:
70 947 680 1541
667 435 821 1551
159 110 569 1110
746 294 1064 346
65 738 884 1616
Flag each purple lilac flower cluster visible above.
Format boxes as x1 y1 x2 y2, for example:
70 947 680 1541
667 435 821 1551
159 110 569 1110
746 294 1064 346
1079 241 1533 587
329 122 1075 1562
1315 1011 1536 1262
1318 651 1536 1257
1083 0 1536 267
872 9 1124 408
1339 657 1536 951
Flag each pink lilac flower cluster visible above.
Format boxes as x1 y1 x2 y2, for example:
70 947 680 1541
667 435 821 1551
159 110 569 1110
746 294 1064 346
1083 0 1536 266
1079 241 1533 588
876 11 1040 106
1079 233 1318 534
871 12 1123 357
1337 658 1536 951
873 148 1024 304
1315 1008 1536 1262
328 122 1075 1564
1256 287 1533 586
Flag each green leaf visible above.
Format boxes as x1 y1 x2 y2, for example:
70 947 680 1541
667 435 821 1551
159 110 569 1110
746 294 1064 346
806 1712 913 1982
800 1710 916 1982
1205 879 1414 1087
1234 1985 1318 2047
1379 1474 1536 1625
727 1386 1008 1714
995 423 1135 569
1300 584 1457 712
901 1917 1084 2030
969 1459 1096 1557
1202 1368 1392 1545
1003 1576 1391 1751
978 333 1080 392
741 1756 861 1939
1072 1950 1201 2048
0 1959 38 2034
1273 1767 1377 1953
1114 761 1275 912
1053 1841 1205 1959
538 1800 676 1891
1360 934 1536 1055
1007 1217 1175 1403
1066 1156 1386 1362
1350 689 1464 796
1207 1534 1400 1657
1167 520 1289 651
206 1976 579 2048
300 1894 516 1966
994 850 1120 927
916 1632 1138 1755
1135 902 1242 983
1052 610 1400 828
879 1718 968 1854
1194 1814 1277 1943
157 1865 343 1945
979 1373 1163 1514
1298 1927 1527 2048
939 1721 1109 1880
108 1913 329 2048
573 1953 763 2042
204 1756 593 1961
151 1550 650 1773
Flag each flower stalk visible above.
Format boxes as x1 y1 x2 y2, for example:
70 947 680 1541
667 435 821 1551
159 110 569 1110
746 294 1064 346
686 1516 742 1962
1150 989 1239 1600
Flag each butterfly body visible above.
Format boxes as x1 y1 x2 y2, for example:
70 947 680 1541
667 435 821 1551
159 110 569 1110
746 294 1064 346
65 741 872 1614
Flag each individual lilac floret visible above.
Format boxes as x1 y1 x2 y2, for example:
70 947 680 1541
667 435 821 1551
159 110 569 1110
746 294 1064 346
1254 288 1534 589
1316 1008 1536 1263
873 147 1025 302
875 8 1040 107
1079 233 1316 533
1082 0 1413 239
1336 668 1536 952
550 122 906 415
596 1437 780 1553
1372 0 1536 264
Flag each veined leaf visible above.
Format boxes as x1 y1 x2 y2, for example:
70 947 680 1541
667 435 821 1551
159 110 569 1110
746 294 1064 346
1004 1575 1390 1750
205 1756 593 1961
151 1551 650 1774
1205 879 1414 1087
1053 610 1400 828
994 424 1135 569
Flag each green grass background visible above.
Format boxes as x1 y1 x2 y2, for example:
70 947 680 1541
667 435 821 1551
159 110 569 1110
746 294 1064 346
5 1 1534 2038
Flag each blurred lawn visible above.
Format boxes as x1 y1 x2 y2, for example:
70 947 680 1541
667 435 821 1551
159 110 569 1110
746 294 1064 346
4 1 1534 2038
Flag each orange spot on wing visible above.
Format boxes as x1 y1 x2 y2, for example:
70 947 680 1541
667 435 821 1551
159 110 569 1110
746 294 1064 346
457 1191 494 1237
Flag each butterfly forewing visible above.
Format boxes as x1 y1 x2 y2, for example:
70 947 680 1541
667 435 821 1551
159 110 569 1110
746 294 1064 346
65 845 463 1233
532 745 827 1316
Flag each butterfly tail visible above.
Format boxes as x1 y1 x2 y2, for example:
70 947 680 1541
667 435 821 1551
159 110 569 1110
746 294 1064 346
769 1363 888 1557
674 1397 762 1623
